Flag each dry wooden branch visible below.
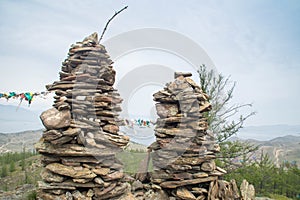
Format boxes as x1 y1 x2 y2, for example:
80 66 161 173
99 5 128 43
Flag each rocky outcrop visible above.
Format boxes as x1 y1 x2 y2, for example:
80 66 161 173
240 179 255 200
36 32 129 200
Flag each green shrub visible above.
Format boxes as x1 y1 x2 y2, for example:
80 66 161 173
26 190 37 200
9 161 16 172
1 164 8 177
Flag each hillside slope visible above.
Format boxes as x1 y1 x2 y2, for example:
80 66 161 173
0 130 299 167
233 135 300 167
0 130 42 153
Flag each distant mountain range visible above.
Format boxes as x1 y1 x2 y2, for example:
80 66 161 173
237 124 300 141
0 104 43 133
229 135 300 167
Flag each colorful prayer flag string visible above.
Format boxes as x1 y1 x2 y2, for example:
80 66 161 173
123 118 155 128
0 91 51 106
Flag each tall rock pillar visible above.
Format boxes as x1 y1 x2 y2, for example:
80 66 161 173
36 33 129 200
151 72 233 199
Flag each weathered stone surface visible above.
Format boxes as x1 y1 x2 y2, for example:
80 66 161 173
176 187 196 200
240 179 255 200
63 128 81 136
193 172 209 178
174 72 192 78
144 189 169 200
160 176 217 188
85 138 97 147
51 136 73 145
40 108 71 129
38 181 76 190
201 160 216 172
132 180 143 191
103 171 124 181
191 187 208 194
46 163 97 179
199 102 212 113
95 183 128 200
60 156 102 164
37 191 69 200
87 189 94 197
93 182 117 197
94 177 104 185
73 178 93 184
174 157 206 166
230 179 241 199
49 180 99 188
43 130 62 141
155 103 178 118
103 124 119 134
216 166 227 174
40 155 61 165
41 169 66 183
92 168 110 176
72 190 86 200
36 141 115 157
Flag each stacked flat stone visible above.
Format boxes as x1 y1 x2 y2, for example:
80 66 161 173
150 72 228 199
35 33 130 200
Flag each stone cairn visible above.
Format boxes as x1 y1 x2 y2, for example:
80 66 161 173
35 31 252 200
35 33 130 200
149 72 241 200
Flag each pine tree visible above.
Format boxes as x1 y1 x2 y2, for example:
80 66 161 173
197 65 257 170
1 164 8 178
9 161 15 172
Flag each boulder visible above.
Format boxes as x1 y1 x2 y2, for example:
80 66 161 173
40 108 71 129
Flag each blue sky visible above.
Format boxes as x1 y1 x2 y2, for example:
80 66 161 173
0 0 300 126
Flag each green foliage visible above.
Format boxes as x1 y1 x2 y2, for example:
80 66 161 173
0 151 37 165
24 170 29 184
9 161 15 172
225 151 300 199
26 190 37 200
20 159 26 171
197 65 257 170
2 182 8 191
0 153 42 194
198 65 255 141
197 66 300 199
1 164 8 177
0 150 37 173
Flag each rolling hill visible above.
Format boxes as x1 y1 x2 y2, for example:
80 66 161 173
0 129 299 168
0 130 42 153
